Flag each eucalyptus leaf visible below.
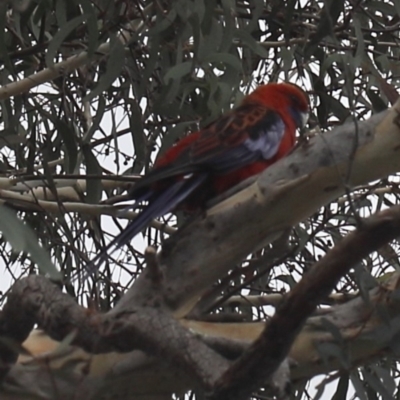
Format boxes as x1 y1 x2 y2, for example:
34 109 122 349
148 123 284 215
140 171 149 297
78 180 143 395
46 14 87 67
78 0 98 58
164 61 193 83
0 206 60 280
333 375 349 400
350 372 368 400
82 145 102 204
129 101 146 173
83 35 125 102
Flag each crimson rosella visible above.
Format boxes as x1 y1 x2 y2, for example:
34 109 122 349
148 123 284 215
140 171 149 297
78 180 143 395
81 82 309 279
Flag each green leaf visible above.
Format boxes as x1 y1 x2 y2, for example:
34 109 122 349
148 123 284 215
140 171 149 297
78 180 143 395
33 0 52 25
56 120 78 174
333 375 349 400
353 16 365 67
282 0 297 42
320 318 345 345
274 274 296 289
280 47 294 79
317 342 348 370
83 35 125 102
38 109 78 173
0 2 14 73
84 96 106 143
367 89 388 113
371 365 396 396
394 0 400 16
198 17 223 61
82 145 102 204
0 206 60 280
203 52 242 71
362 369 394 400
188 11 202 58
235 29 269 58
164 61 193 83
148 8 177 35
129 101 146 173
246 0 264 32
219 0 235 53
352 264 376 305
0 129 25 148
159 121 195 156
55 0 67 26
46 14 87 67
304 0 344 57
350 372 368 400
78 0 98 59
193 0 205 23
319 92 349 123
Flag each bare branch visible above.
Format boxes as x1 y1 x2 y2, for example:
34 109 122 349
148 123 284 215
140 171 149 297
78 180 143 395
0 275 229 389
122 103 400 318
208 204 400 400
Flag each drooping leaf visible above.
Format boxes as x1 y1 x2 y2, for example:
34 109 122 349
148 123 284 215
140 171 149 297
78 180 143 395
45 14 86 67
78 0 98 59
82 145 102 204
83 35 125 102
164 61 193 83
129 100 146 173
333 375 349 400
350 371 368 400
0 206 60 280
304 0 344 58
235 29 269 58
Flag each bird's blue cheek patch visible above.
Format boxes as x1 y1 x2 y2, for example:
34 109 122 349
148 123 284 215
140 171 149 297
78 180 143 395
244 119 285 159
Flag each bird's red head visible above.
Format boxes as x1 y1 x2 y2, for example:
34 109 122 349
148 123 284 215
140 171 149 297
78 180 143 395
243 82 310 130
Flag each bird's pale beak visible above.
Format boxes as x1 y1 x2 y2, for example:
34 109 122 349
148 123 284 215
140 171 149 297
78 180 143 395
300 111 309 129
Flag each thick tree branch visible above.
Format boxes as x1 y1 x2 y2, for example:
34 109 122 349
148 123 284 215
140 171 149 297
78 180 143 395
0 275 229 389
3 205 400 399
208 204 400 400
116 102 400 318
2 271 400 399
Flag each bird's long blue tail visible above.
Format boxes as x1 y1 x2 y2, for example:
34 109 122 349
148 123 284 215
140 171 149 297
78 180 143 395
73 174 207 282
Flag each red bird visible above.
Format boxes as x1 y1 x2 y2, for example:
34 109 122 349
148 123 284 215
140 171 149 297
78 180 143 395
82 82 309 278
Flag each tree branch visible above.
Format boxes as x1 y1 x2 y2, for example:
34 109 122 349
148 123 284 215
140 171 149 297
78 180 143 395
3 270 400 398
0 275 229 389
0 5 154 101
117 102 400 318
208 203 400 400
